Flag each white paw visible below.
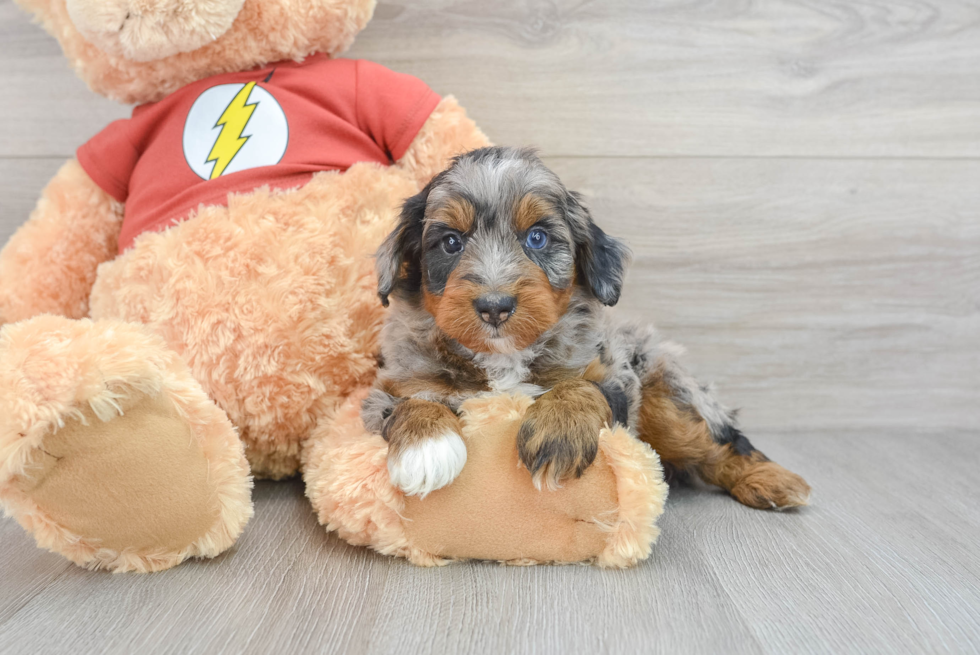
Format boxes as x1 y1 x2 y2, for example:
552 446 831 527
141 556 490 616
388 432 467 498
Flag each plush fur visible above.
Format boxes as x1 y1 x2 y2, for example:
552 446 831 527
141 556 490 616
89 162 419 478
0 316 252 572
303 389 668 567
302 387 442 566
65 0 247 63
15 0 377 104
0 0 492 570
0 160 123 323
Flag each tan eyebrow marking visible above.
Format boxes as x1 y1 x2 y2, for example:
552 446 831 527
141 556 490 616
430 197 475 233
514 194 554 232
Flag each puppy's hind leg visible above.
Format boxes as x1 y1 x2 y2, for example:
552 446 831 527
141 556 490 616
635 351 811 510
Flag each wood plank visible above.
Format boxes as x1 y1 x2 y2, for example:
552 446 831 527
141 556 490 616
704 430 980 654
0 0 129 158
0 481 389 653
2 0 980 158
542 156 980 433
0 157 64 237
2 157 976 432
0 519 72 625
352 0 980 158
2 430 978 654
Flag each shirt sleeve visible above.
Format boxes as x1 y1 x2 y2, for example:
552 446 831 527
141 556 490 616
354 59 442 162
76 117 141 203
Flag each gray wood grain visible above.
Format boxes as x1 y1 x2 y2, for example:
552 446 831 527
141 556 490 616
548 157 980 433
3 0 980 157
351 0 980 158
1 0 979 653
1 432 978 654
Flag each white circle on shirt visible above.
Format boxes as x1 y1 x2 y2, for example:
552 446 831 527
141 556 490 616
182 82 289 181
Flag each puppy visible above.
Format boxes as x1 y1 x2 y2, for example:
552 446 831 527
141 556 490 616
362 147 810 509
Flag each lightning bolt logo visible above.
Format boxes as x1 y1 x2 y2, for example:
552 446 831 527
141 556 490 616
206 81 259 179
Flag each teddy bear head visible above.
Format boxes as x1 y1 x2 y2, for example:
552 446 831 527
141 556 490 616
16 0 377 105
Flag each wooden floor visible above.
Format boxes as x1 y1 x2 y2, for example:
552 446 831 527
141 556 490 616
1 0 979 653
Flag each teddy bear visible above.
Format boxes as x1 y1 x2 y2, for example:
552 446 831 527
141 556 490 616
0 0 668 572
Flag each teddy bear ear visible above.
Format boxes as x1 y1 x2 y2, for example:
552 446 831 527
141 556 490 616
376 183 431 307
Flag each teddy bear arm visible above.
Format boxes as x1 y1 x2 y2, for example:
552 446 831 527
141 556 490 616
394 96 493 188
0 160 123 324
305 391 669 568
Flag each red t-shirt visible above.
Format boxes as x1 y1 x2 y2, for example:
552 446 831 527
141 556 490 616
77 55 441 252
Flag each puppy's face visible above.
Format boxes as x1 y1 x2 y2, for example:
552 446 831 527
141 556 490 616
377 147 630 354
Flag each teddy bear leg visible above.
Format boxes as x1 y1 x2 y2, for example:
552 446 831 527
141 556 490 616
303 391 668 568
0 316 253 572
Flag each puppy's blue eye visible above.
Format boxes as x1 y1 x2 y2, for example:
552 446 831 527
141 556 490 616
525 229 548 250
442 233 464 254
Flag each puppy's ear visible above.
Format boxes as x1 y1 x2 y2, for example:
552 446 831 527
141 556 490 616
376 183 430 306
568 192 632 306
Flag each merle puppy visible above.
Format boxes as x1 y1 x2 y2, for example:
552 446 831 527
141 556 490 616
361 147 810 509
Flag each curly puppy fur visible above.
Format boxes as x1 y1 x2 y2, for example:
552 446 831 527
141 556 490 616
364 147 810 508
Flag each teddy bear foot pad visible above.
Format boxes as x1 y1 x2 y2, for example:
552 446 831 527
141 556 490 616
0 316 253 572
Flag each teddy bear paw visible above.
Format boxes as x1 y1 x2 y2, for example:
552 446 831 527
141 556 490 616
0 316 253 572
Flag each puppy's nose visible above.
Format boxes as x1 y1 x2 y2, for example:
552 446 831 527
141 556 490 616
474 295 516 327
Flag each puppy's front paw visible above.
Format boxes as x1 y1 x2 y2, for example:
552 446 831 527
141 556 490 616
517 380 610 491
387 431 467 497
383 398 467 497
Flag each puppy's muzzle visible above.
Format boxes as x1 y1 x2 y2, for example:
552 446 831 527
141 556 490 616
473 294 516 328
